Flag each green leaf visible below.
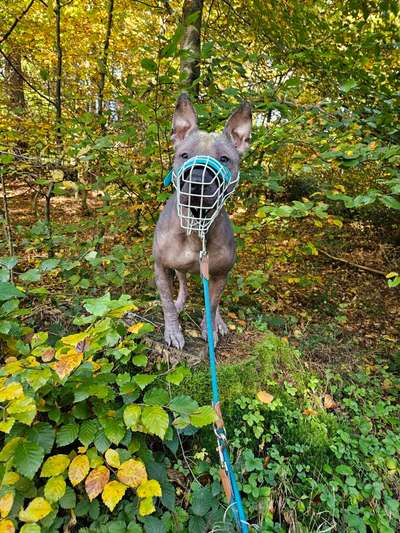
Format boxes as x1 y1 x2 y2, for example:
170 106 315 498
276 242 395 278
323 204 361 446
340 79 358 93
168 396 198 415
40 258 60 272
165 367 190 386
141 406 169 440
100 418 125 445
59 485 76 509
141 58 157 72
83 293 111 316
27 423 55 455
132 354 148 367
123 404 141 430
189 406 217 427
380 195 400 210
79 419 99 447
143 388 169 406
0 282 25 301
335 464 353 476
56 422 79 447
20 269 41 282
20 524 42 533
134 374 157 390
14 440 45 479
191 486 213 517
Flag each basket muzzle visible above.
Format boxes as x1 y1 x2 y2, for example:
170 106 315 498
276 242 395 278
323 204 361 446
164 155 239 238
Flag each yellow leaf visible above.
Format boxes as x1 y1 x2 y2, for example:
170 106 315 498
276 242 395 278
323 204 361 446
19 497 52 522
60 332 89 347
68 454 90 486
0 419 15 434
40 455 70 477
101 480 127 511
386 271 398 279
303 408 318 416
139 496 155 516
128 323 145 334
105 449 120 468
85 466 110 501
52 352 82 380
256 391 274 404
117 459 147 488
2 472 20 485
0 492 14 518
137 479 162 499
44 475 66 503
0 520 15 533
0 382 24 402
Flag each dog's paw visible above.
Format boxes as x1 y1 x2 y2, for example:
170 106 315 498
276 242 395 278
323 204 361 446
215 311 228 336
164 323 185 350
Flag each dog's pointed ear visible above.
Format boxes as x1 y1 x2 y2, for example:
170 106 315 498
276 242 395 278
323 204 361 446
224 102 252 155
172 92 198 147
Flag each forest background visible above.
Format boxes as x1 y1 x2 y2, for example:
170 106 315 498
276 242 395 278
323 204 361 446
0 0 399 532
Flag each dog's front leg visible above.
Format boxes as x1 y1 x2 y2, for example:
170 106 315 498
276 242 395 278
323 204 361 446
201 274 228 345
155 262 185 349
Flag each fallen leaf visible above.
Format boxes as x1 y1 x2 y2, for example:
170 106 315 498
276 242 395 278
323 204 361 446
257 390 274 404
85 466 110 501
323 394 337 410
128 323 145 334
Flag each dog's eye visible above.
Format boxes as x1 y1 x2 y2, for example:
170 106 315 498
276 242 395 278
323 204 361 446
180 153 189 160
220 156 230 164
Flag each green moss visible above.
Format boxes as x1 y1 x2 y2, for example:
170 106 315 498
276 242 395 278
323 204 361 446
183 330 307 407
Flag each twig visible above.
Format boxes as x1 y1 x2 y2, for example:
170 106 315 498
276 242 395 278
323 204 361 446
0 0 35 45
318 248 387 277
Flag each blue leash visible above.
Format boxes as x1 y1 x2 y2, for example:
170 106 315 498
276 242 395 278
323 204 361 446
200 251 249 533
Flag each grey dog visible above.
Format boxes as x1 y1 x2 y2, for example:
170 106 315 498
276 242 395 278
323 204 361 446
152 93 252 350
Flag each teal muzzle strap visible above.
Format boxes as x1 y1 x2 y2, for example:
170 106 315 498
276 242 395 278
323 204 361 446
163 155 232 187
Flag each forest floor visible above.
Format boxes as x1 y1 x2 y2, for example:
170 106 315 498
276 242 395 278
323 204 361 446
8 181 400 377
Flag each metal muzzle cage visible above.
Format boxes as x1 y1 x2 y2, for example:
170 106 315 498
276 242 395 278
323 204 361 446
164 156 239 239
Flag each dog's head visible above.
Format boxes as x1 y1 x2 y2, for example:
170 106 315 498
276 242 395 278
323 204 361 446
171 93 252 211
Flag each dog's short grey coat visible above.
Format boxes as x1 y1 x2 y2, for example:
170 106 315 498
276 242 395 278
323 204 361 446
153 93 252 349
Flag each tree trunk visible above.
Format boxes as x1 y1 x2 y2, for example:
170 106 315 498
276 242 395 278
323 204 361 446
180 0 203 97
98 0 115 126
4 46 26 113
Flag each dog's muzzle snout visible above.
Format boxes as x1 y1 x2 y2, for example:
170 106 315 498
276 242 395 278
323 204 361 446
170 155 239 238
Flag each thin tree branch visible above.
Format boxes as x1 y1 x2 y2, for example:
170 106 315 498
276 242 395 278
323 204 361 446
318 248 387 277
0 0 36 46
